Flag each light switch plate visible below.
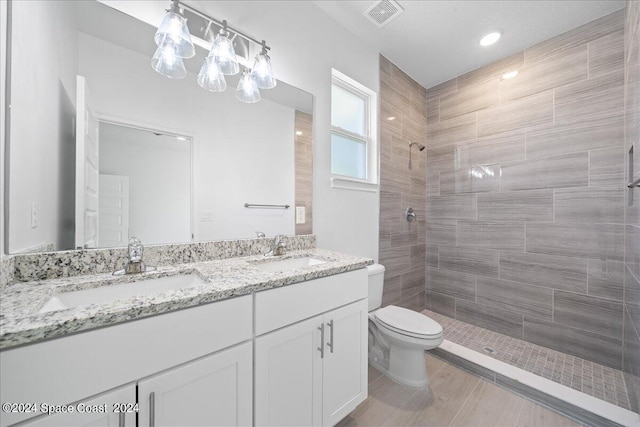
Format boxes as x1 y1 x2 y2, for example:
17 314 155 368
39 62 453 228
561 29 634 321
201 210 213 222
296 206 305 224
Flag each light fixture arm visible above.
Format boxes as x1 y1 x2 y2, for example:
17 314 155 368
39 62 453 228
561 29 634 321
168 0 181 15
177 1 271 51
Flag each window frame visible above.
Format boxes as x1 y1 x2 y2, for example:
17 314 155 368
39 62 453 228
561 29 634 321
330 69 378 191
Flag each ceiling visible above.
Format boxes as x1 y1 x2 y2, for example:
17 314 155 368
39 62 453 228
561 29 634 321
313 0 625 89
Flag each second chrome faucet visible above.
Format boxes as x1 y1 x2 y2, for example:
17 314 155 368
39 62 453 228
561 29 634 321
264 235 287 257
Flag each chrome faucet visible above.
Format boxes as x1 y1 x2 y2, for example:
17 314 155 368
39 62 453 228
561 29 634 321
264 235 287 257
113 237 156 275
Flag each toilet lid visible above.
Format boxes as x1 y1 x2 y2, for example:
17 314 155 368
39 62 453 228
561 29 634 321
375 306 443 337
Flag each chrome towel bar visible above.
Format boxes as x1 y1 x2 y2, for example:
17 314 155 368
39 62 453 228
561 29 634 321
244 203 290 209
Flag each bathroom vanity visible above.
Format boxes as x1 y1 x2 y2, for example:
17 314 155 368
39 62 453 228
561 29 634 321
0 249 372 427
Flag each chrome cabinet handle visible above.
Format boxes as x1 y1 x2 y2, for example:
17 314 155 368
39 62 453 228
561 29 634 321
318 324 325 358
149 392 155 427
327 320 334 353
119 411 125 427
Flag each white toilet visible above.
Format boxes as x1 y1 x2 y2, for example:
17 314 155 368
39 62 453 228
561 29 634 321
367 264 443 388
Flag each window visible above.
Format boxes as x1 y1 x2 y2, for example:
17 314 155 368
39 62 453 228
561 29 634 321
331 69 377 190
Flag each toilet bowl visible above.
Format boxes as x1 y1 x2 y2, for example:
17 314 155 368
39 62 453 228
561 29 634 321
367 264 443 388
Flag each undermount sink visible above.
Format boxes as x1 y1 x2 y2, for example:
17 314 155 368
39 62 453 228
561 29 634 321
38 273 205 314
253 256 326 272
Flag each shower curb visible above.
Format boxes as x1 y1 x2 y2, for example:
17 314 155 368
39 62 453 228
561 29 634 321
431 340 640 427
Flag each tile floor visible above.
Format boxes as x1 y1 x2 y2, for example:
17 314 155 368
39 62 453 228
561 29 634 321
422 309 631 411
338 353 582 427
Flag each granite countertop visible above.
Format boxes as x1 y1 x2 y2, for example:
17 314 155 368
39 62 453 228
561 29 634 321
0 249 373 350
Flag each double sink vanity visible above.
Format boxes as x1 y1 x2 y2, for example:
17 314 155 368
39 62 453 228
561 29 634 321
0 240 373 427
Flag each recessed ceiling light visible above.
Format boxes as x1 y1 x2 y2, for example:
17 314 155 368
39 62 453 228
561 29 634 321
296 130 303 136
480 31 501 47
387 116 396 121
502 70 518 80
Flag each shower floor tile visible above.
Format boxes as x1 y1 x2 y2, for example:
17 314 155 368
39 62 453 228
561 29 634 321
422 309 632 411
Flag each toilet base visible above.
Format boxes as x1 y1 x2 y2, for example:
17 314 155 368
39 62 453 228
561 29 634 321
368 345 429 389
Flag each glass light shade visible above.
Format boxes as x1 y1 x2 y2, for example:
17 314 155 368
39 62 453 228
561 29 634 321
155 11 195 58
251 52 276 89
197 57 227 92
235 70 261 103
151 42 186 79
211 31 239 75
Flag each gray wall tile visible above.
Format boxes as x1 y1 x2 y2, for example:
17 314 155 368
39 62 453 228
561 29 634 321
589 29 625 79
524 9 624 63
440 78 499 120
523 317 622 369
426 291 456 317
456 299 524 339
625 265 640 307
476 276 553 321
457 52 524 89
501 45 587 102
590 147 625 187
477 190 553 221
526 223 625 261
525 115 624 159
427 112 476 148
477 91 553 137
501 153 588 191
426 221 457 245
554 187 624 224
426 267 476 301
440 165 500 195
583 259 625 301
554 72 624 124
438 245 499 277
426 244 439 268
458 129 526 166
500 251 588 294
457 221 525 250
427 194 477 220
554 290 623 337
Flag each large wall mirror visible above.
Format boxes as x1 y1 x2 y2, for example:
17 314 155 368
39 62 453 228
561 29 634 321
5 0 313 254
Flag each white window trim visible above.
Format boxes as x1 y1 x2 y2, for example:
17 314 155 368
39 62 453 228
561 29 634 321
330 68 378 191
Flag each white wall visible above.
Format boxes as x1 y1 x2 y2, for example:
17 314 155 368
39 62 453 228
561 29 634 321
1 0 7 255
99 123 191 245
8 0 78 253
78 33 295 241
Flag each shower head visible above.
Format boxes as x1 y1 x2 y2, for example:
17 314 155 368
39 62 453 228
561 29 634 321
409 142 425 151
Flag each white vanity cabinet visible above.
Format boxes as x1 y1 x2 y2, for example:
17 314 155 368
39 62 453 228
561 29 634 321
0 295 252 427
254 269 368 426
18 384 136 427
138 341 252 427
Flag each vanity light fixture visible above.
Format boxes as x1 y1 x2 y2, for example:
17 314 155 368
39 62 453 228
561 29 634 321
502 70 519 80
154 0 195 59
152 0 276 103
211 21 239 75
480 31 501 46
251 41 277 89
236 68 261 103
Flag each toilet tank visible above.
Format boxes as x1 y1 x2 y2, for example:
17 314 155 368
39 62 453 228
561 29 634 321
367 264 385 312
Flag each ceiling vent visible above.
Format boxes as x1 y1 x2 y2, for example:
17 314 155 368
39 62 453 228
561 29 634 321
363 0 404 28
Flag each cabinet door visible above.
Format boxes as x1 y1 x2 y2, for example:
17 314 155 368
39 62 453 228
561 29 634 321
138 341 252 427
255 316 323 427
322 300 368 426
20 384 136 427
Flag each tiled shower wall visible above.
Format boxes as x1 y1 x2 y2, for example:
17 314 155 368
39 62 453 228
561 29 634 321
379 55 427 311
425 10 629 371
623 0 640 413
295 111 313 235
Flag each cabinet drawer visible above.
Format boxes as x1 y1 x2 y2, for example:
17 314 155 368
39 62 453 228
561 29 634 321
255 269 367 336
0 295 252 427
